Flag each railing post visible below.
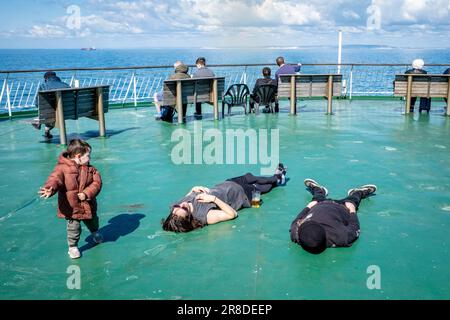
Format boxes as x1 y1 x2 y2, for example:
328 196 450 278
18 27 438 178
133 71 137 108
0 79 6 110
405 74 412 114
290 75 296 115
243 66 247 85
6 80 12 118
55 91 67 145
327 75 333 114
349 65 353 100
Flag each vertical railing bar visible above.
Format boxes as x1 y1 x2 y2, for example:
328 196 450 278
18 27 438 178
18 82 27 108
25 82 34 107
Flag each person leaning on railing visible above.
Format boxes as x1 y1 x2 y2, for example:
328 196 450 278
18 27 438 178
153 61 190 121
405 59 431 113
31 71 71 139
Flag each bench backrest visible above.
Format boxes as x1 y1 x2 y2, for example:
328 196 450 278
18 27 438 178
394 74 450 98
38 85 110 124
162 77 225 106
278 74 342 98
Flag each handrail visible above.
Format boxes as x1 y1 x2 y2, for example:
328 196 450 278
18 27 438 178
1 63 449 74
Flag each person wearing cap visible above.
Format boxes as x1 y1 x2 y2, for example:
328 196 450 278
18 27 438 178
290 179 377 254
191 57 216 119
153 61 190 121
405 59 431 113
31 72 71 139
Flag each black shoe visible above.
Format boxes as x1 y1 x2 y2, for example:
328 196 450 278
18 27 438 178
194 113 203 120
304 179 328 196
44 131 53 139
275 163 287 185
347 185 377 198
32 122 42 130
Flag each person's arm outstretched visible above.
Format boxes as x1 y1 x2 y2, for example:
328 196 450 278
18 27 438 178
39 165 64 198
195 193 237 225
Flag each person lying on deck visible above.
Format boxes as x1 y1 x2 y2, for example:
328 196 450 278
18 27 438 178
290 179 377 255
161 165 287 233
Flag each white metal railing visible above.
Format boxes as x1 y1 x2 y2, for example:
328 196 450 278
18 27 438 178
1 63 449 116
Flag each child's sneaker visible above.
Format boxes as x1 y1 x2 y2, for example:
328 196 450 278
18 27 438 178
68 246 81 259
92 231 104 244
304 178 328 196
347 184 377 198
275 163 287 185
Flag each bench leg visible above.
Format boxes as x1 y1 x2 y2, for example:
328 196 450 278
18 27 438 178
213 79 219 120
56 91 67 145
97 88 106 137
327 75 333 114
405 75 412 114
290 75 296 115
176 81 184 124
447 79 450 116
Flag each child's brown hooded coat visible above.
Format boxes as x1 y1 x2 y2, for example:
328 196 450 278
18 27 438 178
45 152 102 220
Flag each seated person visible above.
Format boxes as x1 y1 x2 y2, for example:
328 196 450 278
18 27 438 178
191 57 216 118
153 61 190 121
290 179 377 255
31 71 71 139
405 59 431 113
249 67 278 113
275 56 302 83
162 165 287 233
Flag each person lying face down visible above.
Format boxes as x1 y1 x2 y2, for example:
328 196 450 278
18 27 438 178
162 166 287 233
290 179 377 254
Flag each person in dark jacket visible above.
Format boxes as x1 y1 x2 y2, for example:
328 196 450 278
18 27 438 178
192 57 215 118
405 59 431 113
32 71 71 139
153 61 190 121
290 179 377 254
249 67 278 113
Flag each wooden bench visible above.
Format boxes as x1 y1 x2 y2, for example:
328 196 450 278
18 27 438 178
278 74 342 114
162 77 225 123
37 85 109 145
394 74 450 115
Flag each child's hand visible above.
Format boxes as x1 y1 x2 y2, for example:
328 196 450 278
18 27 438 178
39 187 53 199
78 193 86 201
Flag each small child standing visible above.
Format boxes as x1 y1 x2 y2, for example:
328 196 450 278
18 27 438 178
39 139 103 259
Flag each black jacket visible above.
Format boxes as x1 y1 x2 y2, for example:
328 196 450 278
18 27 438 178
252 77 277 96
290 201 360 248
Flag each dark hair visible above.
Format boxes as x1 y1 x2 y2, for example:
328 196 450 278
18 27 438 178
276 57 285 66
161 207 203 233
66 139 91 158
196 57 206 66
44 71 56 80
297 221 327 254
262 67 271 77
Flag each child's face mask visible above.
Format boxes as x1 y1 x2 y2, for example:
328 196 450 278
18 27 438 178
74 151 91 165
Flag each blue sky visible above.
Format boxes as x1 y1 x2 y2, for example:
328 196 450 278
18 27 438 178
0 0 449 48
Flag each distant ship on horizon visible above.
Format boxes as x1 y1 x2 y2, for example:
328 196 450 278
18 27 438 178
81 47 96 51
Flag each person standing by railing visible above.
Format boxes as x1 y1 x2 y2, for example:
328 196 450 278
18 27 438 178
31 71 70 139
444 68 450 104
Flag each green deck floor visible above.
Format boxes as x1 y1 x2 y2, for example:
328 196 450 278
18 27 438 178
1 99 449 300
